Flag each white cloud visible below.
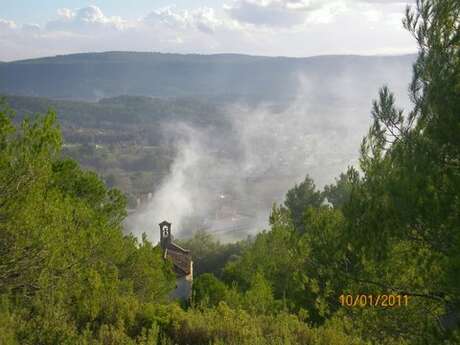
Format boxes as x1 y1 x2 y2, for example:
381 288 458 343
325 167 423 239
46 5 127 33
224 0 337 27
224 0 413 28
0 19 17 32
144 7 188 29
0 19 18 42
191 8 223 34
56 8 74 20
143 6 222 34
0 2 417 61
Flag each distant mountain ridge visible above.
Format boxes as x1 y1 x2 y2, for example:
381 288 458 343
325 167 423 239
0 51 416 102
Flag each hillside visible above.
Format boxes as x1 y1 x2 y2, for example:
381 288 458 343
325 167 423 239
0 52 415 102
1 52 416 238
4 95 230 209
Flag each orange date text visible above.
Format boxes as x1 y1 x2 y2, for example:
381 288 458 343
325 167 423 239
339 294 409 308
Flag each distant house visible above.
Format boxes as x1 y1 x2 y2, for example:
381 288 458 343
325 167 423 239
158 220 193 301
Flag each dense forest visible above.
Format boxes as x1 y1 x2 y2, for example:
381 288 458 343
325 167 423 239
0 51 413 103
4 95 230 209
1 0 459 344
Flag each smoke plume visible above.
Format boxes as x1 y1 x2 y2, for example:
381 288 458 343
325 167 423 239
126 70 411 243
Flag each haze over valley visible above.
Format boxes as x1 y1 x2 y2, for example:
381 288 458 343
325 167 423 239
3 52 414 241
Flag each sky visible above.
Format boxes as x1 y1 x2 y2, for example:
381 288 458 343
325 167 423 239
0 0 417 61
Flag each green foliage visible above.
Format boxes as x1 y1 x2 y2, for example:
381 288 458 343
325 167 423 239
0 100 375 345
243 273 277 315
1 0 458 343
284 175 324 233
193 273 229 307
338 0 460 342
192 1 460 343
167 302 366 345
176 230 247 277
322 168 357 209
345 0 459 310
0 100 175 344
224 207 303 304
222 205 348 324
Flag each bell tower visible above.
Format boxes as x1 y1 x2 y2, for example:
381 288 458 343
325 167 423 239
159 220 172 249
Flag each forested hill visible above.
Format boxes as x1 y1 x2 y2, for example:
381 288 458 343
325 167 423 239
0 52 415 102
2 94 231 210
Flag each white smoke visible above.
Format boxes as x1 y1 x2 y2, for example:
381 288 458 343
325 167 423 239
126 68 411 243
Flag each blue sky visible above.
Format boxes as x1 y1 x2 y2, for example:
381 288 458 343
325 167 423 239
0 0 417 61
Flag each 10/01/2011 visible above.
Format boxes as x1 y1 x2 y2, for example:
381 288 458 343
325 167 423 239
339 294 409 308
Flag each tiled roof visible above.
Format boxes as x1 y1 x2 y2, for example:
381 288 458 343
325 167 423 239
164 242 192 276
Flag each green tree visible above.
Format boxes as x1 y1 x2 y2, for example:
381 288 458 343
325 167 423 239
284 175 323 233
193 273 228 307
323 168 357 209
0 102 175 343
243 272 277 315
338 0 460 341
177 230 247 277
